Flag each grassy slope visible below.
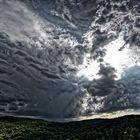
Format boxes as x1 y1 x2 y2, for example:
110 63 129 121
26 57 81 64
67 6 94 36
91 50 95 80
0 115 140 140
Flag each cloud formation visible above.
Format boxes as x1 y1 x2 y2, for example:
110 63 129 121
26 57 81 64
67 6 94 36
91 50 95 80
0 0 140 120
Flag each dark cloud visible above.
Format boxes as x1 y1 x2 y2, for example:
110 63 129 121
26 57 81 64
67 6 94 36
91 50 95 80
85 65 140 114
0 0 140 120
0 32 87 119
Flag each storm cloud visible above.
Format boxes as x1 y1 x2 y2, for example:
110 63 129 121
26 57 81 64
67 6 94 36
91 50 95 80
0 0 140 120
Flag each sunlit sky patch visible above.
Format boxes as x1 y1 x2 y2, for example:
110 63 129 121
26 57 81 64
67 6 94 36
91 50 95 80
76 53 101 81
76 34 140 81
103 34 131 80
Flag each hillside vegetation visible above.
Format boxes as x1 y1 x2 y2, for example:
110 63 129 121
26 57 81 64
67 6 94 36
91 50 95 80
0 115 140 140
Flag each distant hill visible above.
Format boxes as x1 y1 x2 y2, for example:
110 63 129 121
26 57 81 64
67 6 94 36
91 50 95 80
0 115 140 140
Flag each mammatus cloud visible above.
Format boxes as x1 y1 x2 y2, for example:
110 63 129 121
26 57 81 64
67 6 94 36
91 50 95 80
0 0 140 120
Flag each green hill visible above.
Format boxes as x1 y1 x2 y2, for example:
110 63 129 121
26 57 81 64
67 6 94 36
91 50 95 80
0 115 140 140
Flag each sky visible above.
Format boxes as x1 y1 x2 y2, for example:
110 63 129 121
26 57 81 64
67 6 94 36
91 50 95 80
0 0 140 121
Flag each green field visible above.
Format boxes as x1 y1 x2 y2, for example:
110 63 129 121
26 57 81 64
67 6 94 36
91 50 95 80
0 115 140 140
